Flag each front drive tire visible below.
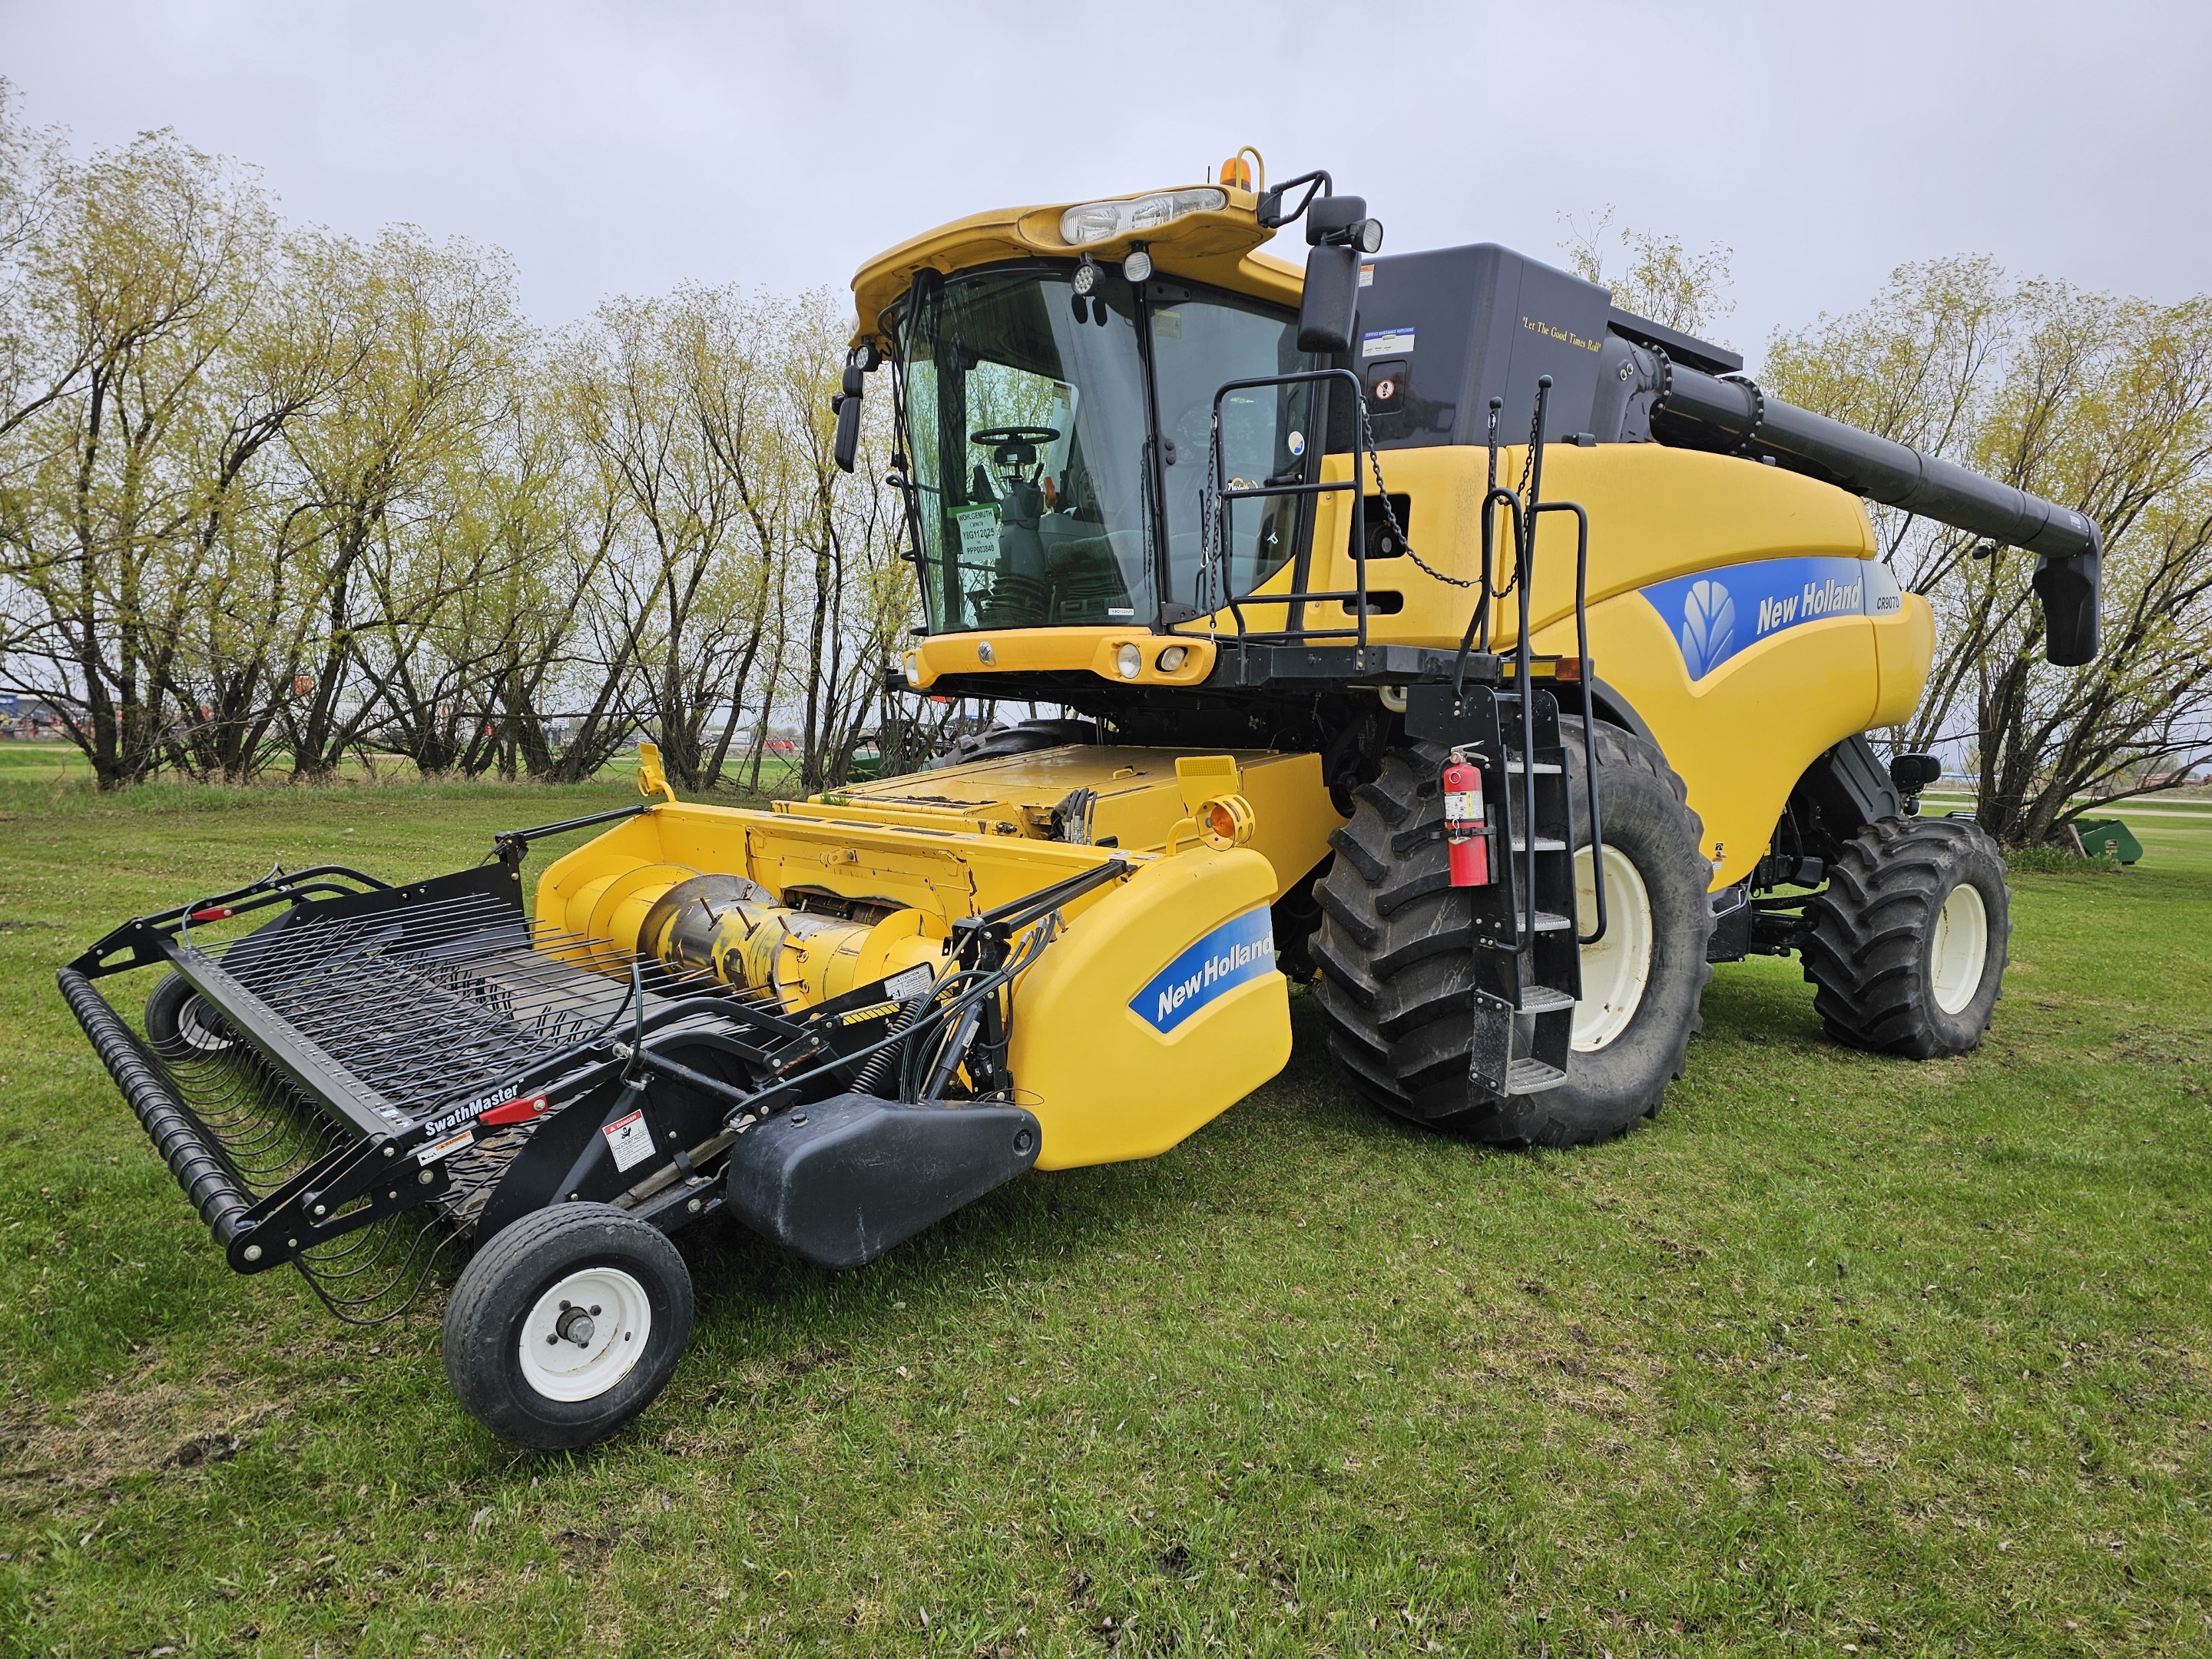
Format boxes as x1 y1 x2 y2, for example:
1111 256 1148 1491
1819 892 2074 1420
443 1203 694 1451
1313 718 1714 1147
1800 816 2010 1058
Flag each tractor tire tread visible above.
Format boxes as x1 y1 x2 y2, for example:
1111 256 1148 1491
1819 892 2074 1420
1799 816 2010 1058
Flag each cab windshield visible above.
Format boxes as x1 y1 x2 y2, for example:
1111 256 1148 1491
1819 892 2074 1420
897 266 1313 634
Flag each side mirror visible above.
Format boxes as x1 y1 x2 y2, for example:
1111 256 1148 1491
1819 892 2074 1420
1296 194 1376 356
2032 551 2101 667
1300 243 1360 355
832 363 865 475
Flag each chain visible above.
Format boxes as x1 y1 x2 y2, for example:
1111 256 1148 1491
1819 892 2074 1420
1197 416 1224 628
1354 400 1483 590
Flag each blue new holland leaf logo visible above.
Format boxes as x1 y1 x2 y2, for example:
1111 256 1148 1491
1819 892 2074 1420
1679 579 1737 680
1641 557 1892 682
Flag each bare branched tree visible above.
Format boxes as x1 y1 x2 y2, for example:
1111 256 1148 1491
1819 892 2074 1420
1766 260 2212 843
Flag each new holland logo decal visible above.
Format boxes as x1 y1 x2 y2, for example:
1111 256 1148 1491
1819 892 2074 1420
1131 909 1277 1035
1640 557 1902 682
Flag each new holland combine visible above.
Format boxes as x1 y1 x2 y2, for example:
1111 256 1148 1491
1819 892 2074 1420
62 157 2102 1448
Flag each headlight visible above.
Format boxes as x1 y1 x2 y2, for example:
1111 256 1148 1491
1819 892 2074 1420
1157 644 1188 671
1060 188 1227 247
1115 643 1142 679
903 651 920 684
1122 247 1153 284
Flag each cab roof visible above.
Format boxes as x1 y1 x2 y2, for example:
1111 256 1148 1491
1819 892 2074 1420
849 184 1306 346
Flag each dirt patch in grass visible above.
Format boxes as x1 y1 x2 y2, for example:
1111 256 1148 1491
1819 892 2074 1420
0 1362 290 1508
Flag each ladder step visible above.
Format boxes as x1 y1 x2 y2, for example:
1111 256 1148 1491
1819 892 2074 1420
1530 910 1574 932
1503 754 1563 775
1517 985 1575 1015
1508 836 1568 853
1505 1057 1569 1094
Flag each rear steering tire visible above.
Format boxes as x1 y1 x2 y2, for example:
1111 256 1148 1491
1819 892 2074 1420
1313 718 1714 1147
1800 816 2009 1057
443 1203 694 1451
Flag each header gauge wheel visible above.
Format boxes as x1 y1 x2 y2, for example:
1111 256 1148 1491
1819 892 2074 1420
443 1203 694 1451
1800 816 2010 1058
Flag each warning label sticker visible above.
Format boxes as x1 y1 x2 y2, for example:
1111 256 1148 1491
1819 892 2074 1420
884 964 935 1003
602 1109 655 1173
416 1129 474 1165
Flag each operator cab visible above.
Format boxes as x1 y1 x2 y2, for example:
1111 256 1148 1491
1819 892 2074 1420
896 262 1315 635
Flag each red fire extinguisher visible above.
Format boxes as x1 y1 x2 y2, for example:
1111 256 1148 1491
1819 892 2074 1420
1443 751 1490 887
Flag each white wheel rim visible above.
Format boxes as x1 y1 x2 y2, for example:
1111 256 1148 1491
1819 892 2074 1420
177 996 233 1053
518 1267 653 1402
1929 881 1988 1015
1572 844 1654 1053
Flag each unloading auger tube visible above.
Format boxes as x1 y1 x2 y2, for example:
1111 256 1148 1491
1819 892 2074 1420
1634 353 2103 665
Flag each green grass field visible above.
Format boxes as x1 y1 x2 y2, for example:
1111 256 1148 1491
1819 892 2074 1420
1 776 2207 1656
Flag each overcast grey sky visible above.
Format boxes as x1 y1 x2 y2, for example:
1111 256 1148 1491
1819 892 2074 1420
4 1 2207 365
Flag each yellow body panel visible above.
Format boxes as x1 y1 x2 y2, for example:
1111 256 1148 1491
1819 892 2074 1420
820 746 1343 900
1529 594 1876 886
1240 443 1877 651
850 186 1301 347
1008 846 1290 1169
1873 593 1938 727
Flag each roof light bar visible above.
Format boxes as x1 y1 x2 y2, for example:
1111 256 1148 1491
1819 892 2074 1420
1059 188 1227 247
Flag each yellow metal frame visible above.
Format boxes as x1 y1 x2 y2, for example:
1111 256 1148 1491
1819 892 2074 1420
880 439 1933 888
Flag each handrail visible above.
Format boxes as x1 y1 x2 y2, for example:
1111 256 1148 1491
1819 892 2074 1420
1190 367 1374 647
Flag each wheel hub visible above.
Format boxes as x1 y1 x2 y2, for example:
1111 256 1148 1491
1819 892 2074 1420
1929 881 1989 1015
1572 844 1655 1053
519 1268 651 1402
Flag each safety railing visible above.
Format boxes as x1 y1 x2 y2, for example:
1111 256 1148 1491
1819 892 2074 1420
1190 367 1375 647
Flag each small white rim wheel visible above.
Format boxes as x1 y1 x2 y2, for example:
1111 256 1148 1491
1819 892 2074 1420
1572 843 1655 1053
176 995 234 1054
518 1267 653 1403
1928 880 1989 1015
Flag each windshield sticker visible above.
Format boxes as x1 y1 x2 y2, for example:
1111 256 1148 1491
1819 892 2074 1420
1287 430 1306 457
1131 908 1276 1035
954 504 999 565
1640 557 1896 681
1363 327 1415 357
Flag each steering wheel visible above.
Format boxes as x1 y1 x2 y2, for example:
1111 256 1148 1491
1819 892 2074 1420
971 426 1061 467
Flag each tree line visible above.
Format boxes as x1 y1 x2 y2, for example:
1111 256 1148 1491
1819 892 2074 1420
1579 220 2212 845
0 94 919 794
5 93 2205 843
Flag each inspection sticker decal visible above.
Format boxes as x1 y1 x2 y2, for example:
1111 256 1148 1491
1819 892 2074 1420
1362 327 1415 358
1131 908 1277 1035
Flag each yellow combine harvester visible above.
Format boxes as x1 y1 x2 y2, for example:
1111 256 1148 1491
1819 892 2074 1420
62 157 2102 1447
